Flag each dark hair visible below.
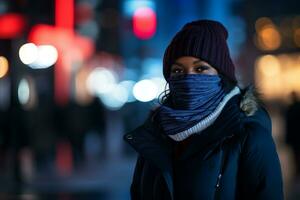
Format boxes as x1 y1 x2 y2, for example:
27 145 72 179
158 83 171 105
219 73 237 93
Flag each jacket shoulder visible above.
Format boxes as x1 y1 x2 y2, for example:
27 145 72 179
238 107 283 200
243 106 272 133
239 85 272 133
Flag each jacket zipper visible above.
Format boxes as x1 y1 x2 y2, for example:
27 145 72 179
214 135 233 199
215 174 222 188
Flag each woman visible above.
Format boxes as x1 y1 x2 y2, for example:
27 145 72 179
124 19 283 200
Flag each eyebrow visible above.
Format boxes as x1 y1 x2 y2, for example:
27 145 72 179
193 60 205 64
172 62 184 67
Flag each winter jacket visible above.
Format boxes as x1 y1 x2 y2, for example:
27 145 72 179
124 88 283 200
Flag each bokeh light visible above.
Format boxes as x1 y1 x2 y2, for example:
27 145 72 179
150 77 167 98
256 55 281 77
255 17 273 31
294 28 300 47
133 79 158 102
18 78 30 105
19 43 39 65
119 80 136 102
0 13 26 38
19 43 58 69
255 17 282 51
0 56 9 78
255 53 300 100
86 67 117 95
29 45 58 69
132 7 156 40
100 83 128 110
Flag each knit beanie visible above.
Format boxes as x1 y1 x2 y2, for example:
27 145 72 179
163 19 236 82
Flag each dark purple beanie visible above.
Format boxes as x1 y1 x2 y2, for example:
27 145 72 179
163 19 236 82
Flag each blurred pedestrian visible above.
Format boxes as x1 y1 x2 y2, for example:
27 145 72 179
286 91 300 178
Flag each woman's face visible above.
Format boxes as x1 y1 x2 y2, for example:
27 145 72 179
170 56 218 77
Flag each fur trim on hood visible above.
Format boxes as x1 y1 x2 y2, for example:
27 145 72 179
240 85 262 117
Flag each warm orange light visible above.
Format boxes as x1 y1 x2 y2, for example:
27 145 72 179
294 28 300 47
75 66 93 106
255 17 273 32
256 55 281 77
255 53 300 101
0 56 9 78
254 17 282 51
257 25 281 50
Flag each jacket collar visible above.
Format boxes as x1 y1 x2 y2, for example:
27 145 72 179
124 116 175 198
124 115 173 170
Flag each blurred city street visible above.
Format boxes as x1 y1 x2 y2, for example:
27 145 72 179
0 157 135 200
1 0 300 199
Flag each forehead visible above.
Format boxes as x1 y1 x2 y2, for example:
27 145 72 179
173 56 210 66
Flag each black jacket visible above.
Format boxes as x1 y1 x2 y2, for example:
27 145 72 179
124 88 283 200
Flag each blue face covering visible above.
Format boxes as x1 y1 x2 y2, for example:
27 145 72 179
155 74 226 135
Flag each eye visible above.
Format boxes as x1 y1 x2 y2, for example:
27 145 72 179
195 65 210 72
171 66 184 74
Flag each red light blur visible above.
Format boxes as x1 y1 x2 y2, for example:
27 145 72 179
55 0 74 31
133 7 157 40
28 24 94 106
28 24 94 61
56 140 73 176
0 13 26 38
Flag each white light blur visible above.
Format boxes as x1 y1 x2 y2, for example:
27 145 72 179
19 43 38 65
119 80 136 102
18 78 30 105
29 45 58 69
19 43 58 69
133 79 158 102
86 67 117 95
100 83 128 110
150 77 167 98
